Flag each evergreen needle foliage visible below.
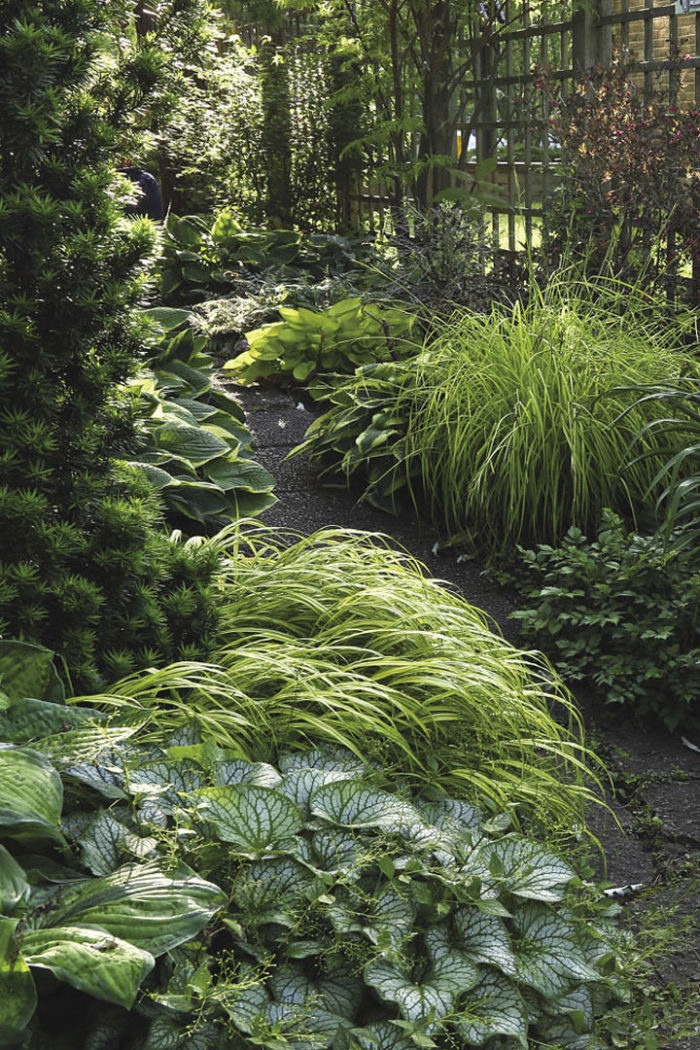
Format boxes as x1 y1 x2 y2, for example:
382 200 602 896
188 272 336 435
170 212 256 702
103 525 603 834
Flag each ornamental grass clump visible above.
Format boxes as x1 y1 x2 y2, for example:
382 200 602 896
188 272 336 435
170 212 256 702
104 525 601 833
298 279 696 555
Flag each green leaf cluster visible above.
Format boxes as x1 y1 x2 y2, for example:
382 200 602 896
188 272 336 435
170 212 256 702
0 640 622 1048
225 299 418 386
511 510 700 729
124 310 275 526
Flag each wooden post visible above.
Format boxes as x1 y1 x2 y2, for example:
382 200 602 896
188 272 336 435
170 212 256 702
572 0 603 77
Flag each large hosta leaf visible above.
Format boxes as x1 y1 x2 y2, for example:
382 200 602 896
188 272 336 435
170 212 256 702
231 856 323 924
0 917 36 1043
512 903 600 998
477 836 575 902
455 970 529 1047
0 640 65 705
310 781 421 831
195 785 303 852
0 746 63 842
454 906 517 976
21 926 154 1009
0 846 28 913
33 861 224 957
0 697 99 745
153 421 230 466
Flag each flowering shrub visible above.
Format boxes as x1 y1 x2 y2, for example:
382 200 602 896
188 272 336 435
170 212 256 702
540 60 700 293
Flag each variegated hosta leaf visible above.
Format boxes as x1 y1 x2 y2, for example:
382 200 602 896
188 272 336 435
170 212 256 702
32 861 224 957
278 747 367 776
455 970 529 1048
512 903 601 999
349 1021 416 1050
21 926 154 1009
0 916 37 1043
278 767 359 818
454 906 517 977
364 959 455 1024
423 923 480 994
310 781 421 831
231 856 323 925
195 785 303 852
212 759 282 789
477 836 575 902
269 959 362 1018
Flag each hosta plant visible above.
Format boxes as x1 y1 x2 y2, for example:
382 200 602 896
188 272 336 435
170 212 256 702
124 309 275 526
224 298 418 387
0 641 623 1049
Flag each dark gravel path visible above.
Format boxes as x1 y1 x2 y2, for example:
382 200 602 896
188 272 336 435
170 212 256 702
232 382 700 1048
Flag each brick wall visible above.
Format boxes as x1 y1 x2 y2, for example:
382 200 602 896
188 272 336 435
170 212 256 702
610 1 697 103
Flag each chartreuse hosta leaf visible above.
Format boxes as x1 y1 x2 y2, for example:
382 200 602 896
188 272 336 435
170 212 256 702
310 780 421 831
195 785 304 852
0 917 37 1044
454 970 529 1047
20 926 154 1009
512 902 600 999
0 845 29 913
0 746 64 843
32 861 224 957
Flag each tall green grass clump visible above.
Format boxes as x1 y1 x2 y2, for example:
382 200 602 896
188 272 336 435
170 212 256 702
107 525 600 833
300 279 696 554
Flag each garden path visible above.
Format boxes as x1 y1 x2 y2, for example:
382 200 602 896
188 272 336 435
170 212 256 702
231 382 700 1049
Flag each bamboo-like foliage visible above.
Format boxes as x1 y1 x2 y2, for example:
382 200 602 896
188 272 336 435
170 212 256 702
94 525 604 833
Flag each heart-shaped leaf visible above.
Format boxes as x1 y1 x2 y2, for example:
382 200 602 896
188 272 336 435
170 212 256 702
364 959 455 1023
455 970 529 1047
212 759 281 789
21 926 154 1009
477 836 575 902
512 903 600 998
231 856 322 924
196 785 303 852
453 906 517 976
349 1022 416 1050
310 780 421 831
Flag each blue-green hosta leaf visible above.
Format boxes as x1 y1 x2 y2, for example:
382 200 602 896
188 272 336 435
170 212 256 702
212 759 281 789
279 767 359 818
0 697 99 744
21 926 154 1009
349 1022 416 1050
269 959 362 1018
364 959 455 1024
130 461 176 490
0 846 28 913
153 421 230 467
231 856 323 924
0 917 37 1043
310 781 421 831
196 785 303 852
0 640 65 704
454 907 517 977
512 903 600 998
33 861 224 957
207 459 276 494
76 809 157 876
454 971 529 1047
477 837 575 902
0 746 63 842
424 924 480 993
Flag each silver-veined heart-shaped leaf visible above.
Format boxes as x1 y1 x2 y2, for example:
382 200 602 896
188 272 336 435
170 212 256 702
213 963 270 1033
0 917 37 1043
231 856 323 924
32 861 224 957
279 767 360 818
548 983 594 1030
424 923 480 993
0 746 63 842
62 750 127 800
328 884 414 950
0 846 28 913
512 903 600 998
419 796 482 833
454 970 529 1047
21 926 154 1009
364 959 455 1023
311 829 368 878
195 785 303 852
269 959 362 1019
349 1021 416 1050
212 759 281 789
310 781 421 831
76 809 157 876
477 836 575 902
279 747 367 776
453 906 517 976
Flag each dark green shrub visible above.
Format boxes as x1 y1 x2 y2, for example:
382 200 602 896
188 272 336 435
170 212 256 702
512 511 700 729
0 0 221 688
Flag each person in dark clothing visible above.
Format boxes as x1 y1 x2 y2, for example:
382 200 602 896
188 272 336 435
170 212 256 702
117 166 164 221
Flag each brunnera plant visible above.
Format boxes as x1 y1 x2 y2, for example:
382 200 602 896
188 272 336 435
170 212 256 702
0 640 623 1049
